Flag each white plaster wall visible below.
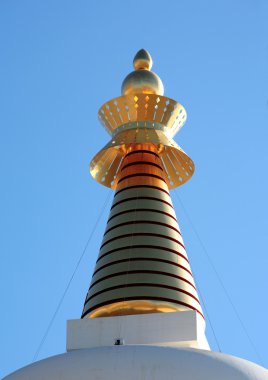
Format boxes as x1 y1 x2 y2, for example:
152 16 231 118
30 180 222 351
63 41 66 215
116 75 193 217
4 346 268 380
67 311 209 350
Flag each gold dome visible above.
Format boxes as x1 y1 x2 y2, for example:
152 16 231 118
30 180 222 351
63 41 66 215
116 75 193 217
121 49 164 96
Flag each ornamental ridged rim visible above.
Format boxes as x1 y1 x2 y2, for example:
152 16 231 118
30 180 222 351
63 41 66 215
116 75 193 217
89 129 194 190
98 94 187 138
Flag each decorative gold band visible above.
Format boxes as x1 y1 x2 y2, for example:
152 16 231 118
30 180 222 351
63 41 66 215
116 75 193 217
90 132 194 189
98 94 187 137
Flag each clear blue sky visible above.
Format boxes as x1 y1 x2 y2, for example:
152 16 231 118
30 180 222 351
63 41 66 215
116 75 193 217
1 0 268 377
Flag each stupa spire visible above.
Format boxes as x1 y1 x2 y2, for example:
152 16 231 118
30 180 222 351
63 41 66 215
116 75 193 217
5 49 267 380
82 50 202 320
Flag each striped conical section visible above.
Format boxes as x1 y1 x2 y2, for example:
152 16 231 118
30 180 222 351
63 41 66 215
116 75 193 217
82 144 204 319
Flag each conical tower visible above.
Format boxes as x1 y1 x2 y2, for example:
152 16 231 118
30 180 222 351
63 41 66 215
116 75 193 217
82 49 203 321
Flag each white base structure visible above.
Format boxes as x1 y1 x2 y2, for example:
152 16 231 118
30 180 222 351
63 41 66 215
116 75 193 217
67 310 210 350
4 311 268 380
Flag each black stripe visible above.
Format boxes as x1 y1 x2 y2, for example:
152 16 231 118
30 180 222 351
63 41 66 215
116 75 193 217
105 220 181 236
89 269 196 291
108 208 177 223
121 161 163 172
93 257 192 276
81 297 204 319
111 196 173 210
115 185 170 197
118 173 166 184
97 245 189 264
125 150 159 159
100 232 185 250
84 283 199 306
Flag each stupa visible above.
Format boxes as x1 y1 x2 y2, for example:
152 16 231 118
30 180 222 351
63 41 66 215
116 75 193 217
3 49 268 380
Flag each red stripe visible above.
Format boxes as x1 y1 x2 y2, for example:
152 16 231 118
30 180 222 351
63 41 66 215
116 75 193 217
115 184 170 197
93 257 192 276
85 282 200 306
111 196 173 210
121 161 163 172
108 208 177 223
97 245 189 264
100 232 186 250
105 220 181 236
118 173 166 184
125 150 159 159
89 269 196 291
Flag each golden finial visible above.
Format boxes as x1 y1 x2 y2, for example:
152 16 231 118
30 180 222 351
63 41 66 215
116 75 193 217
93 50 191 190
121 49 164 96
133 49 153 70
